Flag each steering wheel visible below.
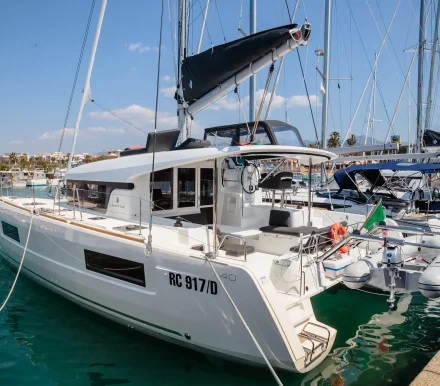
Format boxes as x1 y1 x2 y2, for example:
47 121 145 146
241 162 260 194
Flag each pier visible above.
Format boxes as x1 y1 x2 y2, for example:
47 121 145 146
411 351 440 385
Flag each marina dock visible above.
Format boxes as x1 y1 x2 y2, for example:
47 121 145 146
411 351 440 386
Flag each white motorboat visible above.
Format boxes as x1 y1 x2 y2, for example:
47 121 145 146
26 168 47 187
0 167 30 188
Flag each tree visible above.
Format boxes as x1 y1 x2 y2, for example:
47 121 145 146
346 134 357 146
9 152 17 166
18 154 29 169
307 142 320 149
327 131 341 148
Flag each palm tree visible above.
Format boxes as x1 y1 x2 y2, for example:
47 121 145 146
8 152 18 166
307 142 320 149
327 131 341 148
346 134 357 146
19 154 29 169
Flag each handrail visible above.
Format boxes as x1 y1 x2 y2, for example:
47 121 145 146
217 233 248 261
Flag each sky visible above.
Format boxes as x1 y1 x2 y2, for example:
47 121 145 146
0 0 436 155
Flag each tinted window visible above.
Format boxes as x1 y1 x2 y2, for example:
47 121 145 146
151 168 173 211
178 168 196 208
66 180 134 212
200 168 214 206
272 126 303 147
85 249 145 287
1 221 20 243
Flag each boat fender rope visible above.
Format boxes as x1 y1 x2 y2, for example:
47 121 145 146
0 215 34 312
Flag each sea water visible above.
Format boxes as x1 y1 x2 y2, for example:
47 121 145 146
0 188 439 385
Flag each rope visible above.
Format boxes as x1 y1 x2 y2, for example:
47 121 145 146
283 0 319 143
58 0 96 153
214 0 226 43
0 215 34 312
203 256 284 386
146 0 165 256
251 64 275 140
90 99 148 135
235 87 251 137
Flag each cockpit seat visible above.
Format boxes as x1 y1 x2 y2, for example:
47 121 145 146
259 209 317 236
260 225 317 236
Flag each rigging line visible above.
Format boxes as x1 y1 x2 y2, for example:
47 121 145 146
297 50 320 144
58 0 96 153
146 0 165 255
284 0 318 143
188 0 211 26
238 0 244 31
90 100 148 135
214 0 226 43
196 0 213 47
342 0 400 143
369 0 417 105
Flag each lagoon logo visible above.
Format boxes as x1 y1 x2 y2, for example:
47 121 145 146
110 196 124 209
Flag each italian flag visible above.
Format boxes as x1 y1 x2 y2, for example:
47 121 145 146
362 199 386 231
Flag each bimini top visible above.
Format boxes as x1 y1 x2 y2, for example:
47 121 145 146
334 162 440 190
66 145 336 183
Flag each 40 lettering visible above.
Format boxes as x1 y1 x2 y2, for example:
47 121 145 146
168 272 218 295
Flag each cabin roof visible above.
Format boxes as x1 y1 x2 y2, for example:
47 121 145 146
66 145 336 183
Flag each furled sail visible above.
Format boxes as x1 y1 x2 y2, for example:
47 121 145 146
181 24 300 105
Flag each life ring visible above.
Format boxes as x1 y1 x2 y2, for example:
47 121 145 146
330 223 350 253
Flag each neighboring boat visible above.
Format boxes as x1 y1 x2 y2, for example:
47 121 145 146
26 168 47 187
0 167 30 187
46 168 67 187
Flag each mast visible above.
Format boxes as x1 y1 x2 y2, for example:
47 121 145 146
67 0 107 171
320 0 331 181
177 0 187 142
196 0 210 54
249 0 256 121
416 0 426 153
424 0 440 134
371 53 377 145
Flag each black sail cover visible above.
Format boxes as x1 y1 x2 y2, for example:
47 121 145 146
424 129 440 146
181 24 298 105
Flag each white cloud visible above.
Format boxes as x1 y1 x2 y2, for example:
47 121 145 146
160 86 176 98
39 128 74 140
87 126 125 134
9 140 23 145
209 95 240 111
207 89 319 112
162 75 174 82
89 104 177 132
126 42 150 53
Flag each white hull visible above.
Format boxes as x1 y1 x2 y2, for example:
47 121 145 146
26 179 47 187
0 197 347 372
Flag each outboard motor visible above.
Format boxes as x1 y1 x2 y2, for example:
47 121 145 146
419 256 440 298
381 245 404 310
342 260 371 290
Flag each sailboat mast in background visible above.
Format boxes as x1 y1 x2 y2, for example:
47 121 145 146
249 0 256 121
415 0 425 153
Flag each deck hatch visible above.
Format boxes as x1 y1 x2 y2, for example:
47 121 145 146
84 249 146 287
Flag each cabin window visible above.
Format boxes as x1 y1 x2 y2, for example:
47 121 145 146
178 168 196 208
239 126 270 145
66 180 134 212
272 125 303 147
1 221 20 243
151 168 174 211
200 168 213 206
84 249 146 287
